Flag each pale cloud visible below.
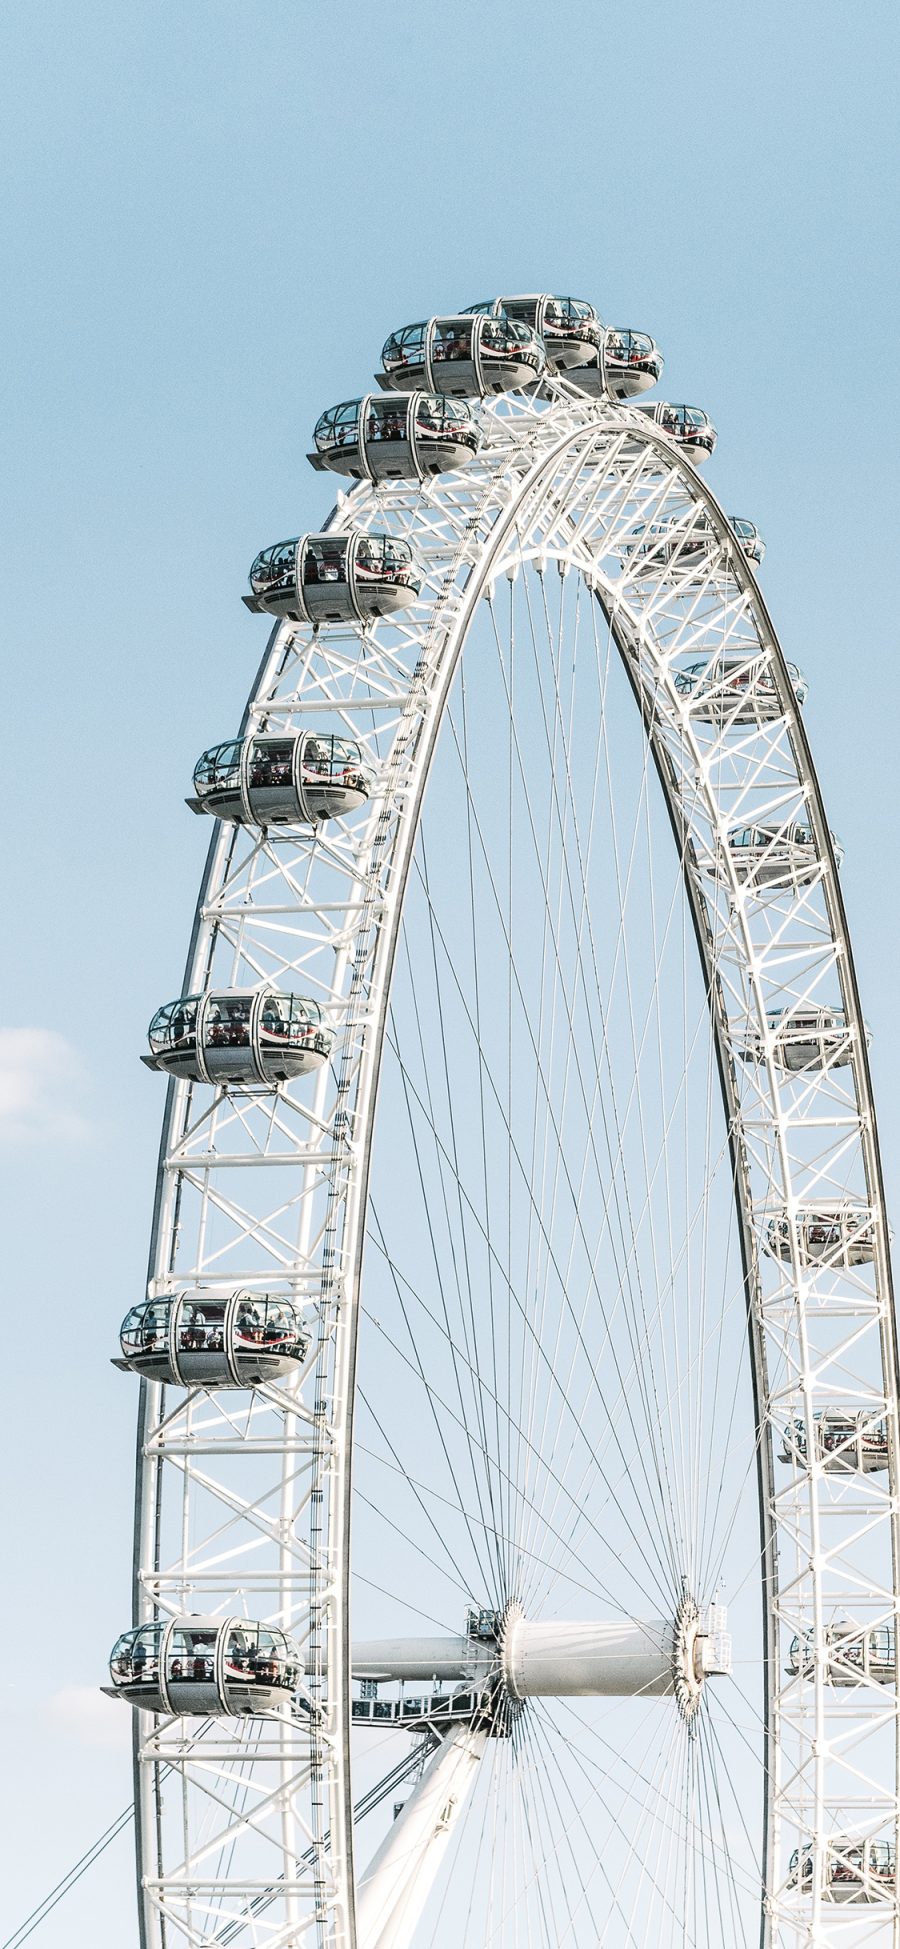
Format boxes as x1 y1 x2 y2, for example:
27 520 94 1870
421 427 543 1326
0 1027 92 1143
41 1684 132 1752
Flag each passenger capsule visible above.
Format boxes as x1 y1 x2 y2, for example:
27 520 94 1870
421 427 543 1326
464 295 603 372
142 989 333 1086
570 328 665 399
765 1205 877 1268
378 315 545 398
742 1006 861 1074
720 822 844 889
245 532 421 626
673 653 808 722
634 401 718 461
309 393 481 483
787 1621 895 1684
788 1838 895 1901
730 517 765 565
630 513 764 572
115 1292 311 1387
189 731 374 827
105 1618 304 1716
780 1410 889 1472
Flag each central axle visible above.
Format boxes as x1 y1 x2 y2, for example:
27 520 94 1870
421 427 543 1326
352 1599 731 1720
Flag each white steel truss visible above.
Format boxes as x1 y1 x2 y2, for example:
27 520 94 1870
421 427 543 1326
129 379 899 1948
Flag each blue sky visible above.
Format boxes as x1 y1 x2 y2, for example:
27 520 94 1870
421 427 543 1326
2 1 899 1941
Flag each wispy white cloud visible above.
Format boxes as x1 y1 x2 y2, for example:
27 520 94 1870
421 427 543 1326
0 1027 92 1143
41 1684 132 1752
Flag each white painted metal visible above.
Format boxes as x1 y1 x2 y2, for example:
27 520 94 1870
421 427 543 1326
128 358 900 1949
503 1617 673 1698
355 1729 487 1949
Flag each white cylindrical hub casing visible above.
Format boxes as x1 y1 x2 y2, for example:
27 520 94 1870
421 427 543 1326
502 1617 673 1698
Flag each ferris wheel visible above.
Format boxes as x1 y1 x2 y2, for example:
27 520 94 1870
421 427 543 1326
105 291 900 1949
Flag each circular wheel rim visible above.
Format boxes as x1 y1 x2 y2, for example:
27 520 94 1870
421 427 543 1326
130 381 899 1949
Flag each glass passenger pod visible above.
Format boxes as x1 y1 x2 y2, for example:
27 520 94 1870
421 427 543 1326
106 1618 304 1715
787 1621 896 1684
378 315 546 398
116 1291 311 1387
464 295 603 372
730 516 765 565
779 1409 889 1472
309 393 481 483
245 532 421 625
788 1838 896 1902
602 329 664 396
572 328 665 399
629 512 763 573
725 822 843 888
743 1005 858 1074
635 401 718 461
765 1204 878 1269
189 731 374 827
143 989 333 1086
673 653 809 722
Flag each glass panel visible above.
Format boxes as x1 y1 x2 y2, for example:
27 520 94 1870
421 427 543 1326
488 318 537 355
177 1299 226 1355
234 1295 306 1355
149 997 200 1055
415 394 470 436
500 299 538 328
110 1624 164 1686
168 1625 217 1685
248 738 293 790
122 1301 170 1357
314 400 361 451
194 741 242 795
250 540 298 595
258 994 323 1052
382 322 427 368
367 398 407 442
206 996 251 1048
303 537 348 585
382 538 413 574
431 320 474 364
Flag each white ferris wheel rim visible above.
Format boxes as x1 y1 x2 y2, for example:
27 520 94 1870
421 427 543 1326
128 376 900 1949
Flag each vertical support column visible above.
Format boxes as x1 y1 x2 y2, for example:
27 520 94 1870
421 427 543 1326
356 1727 487 1949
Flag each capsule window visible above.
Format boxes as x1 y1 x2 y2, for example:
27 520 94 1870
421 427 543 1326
382 322 427 368
499 299 537 329
233 1295 302 1353
250 540 297 596
168 1625 217 1687
207 996 252 1049
259 993 323 1047
110 1623 163 1686
432 320 474 365
149 996 201 1056
367 398 407 443
121 1302 169 1357
248 738 293 790
194 740 242 796
415 395 469 436
313 399 360 451
177 1300 227 1357
303 538 347 586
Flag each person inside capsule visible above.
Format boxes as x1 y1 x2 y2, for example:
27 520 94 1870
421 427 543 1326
207 998 251 1049
304 539 345 586
248 741 293 792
